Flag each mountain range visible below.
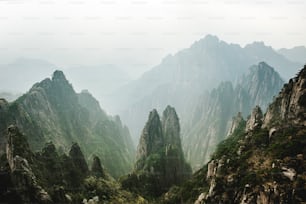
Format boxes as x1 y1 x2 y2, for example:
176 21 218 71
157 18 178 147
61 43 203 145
183 62 284 169
161 64 306 204
108 35 302 147
0 70 135 178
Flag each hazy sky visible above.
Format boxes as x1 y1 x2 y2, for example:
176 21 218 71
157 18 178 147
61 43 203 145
0 0 305 78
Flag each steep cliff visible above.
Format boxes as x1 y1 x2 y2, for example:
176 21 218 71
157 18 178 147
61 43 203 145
183 62 284 169
161 65 306 204
0 70 134 177
263 66 306 128
122 106 191 198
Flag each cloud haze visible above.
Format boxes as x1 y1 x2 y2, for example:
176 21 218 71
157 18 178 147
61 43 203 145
0 0 305 77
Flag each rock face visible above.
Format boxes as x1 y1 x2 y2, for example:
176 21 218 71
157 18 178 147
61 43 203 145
0 70 135 177
245 106 263 131
227 112 245 136
263 65 306 128
161 65 306 204
184 62 284 169
162 106 181 147
136 109 164 163
123 106 191 197
69 143 89 175
1 124 144 203
91 155 106 178
6 125 52 203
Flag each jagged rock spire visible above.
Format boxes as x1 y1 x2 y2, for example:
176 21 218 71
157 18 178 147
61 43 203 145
91 155 106 178
162 105 181 147
245 106 263 131
136 109 163 161
69 143 89 175
227 112 245 136
6 125 52 203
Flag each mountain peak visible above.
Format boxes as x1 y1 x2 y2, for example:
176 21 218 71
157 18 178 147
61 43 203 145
148 109 160 121
136 109 163 162
193 34 220 48
69 142 89 174
245 41 266 48
162 105 181 146
52 70 67 82
203 34 219 42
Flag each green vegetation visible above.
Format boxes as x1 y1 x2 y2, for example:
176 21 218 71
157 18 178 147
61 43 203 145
213 120 246 159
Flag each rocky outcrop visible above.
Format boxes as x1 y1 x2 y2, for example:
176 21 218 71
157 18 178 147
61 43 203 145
6 125 52 203
184 62 284 170
69 143 89 175
136 109 163 164
123 106 191 198
91 155 106 178
162 105 181 147
245 106 263 131
263 65 306 128
161 65 306 204
227 112 245 136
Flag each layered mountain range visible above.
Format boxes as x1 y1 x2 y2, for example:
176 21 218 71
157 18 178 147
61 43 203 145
108 35 301 147
161 64 306 204
0 70 135 177
183 62 284 169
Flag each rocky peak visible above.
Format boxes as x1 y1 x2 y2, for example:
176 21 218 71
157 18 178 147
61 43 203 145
240 62 284 111
136 109 163 160
6 125 32 169
227 112 245 136
125 106 192 197
263 65 306 128
91 155 106 178
69 143 89 175
52 70 67 82
246 106 263 131
0 98 8 108
41 142 57 158
162 105 181 147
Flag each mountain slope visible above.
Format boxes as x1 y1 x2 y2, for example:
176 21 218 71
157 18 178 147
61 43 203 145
161 64 306 204
0 70 135 177
278 46 306 64
110 35 301 145
183 62 284 169
0 125 146 203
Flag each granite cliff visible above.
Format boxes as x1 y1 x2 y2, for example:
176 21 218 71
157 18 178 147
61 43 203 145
121 106 192 198
183 62 284 169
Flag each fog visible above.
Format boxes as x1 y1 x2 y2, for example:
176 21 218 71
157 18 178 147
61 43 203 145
0 0 305 106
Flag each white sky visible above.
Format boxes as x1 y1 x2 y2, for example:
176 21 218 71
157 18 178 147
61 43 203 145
0 0 305 77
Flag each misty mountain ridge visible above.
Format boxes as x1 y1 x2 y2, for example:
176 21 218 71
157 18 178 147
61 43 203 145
0 59 132 110
109 34 300 145
162 64 306 204
0 70 135 178
278 46 306 64
183 62 285 170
